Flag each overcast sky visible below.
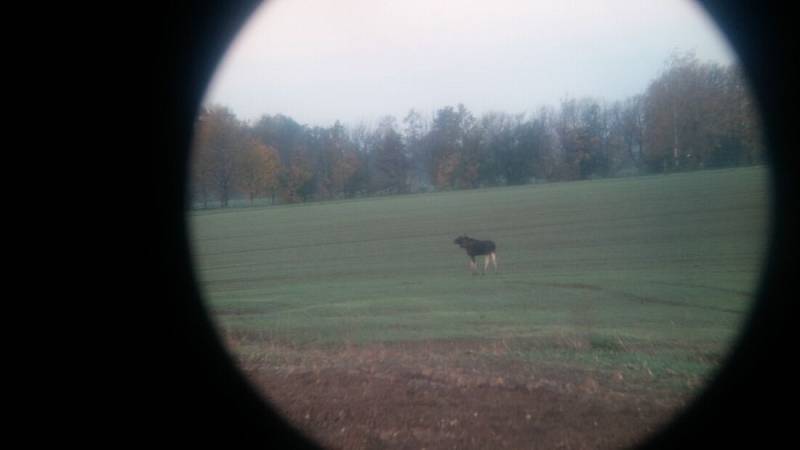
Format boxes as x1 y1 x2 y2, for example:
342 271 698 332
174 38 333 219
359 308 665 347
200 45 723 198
203 0 736 128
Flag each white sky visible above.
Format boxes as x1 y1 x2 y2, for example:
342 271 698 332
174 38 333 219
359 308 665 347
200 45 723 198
203 0 736 127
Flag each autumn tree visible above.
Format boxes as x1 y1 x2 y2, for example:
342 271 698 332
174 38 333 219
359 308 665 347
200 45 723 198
332 145 364 199
310 121 362 200
236 139 282 206
528 107 561 182
554 98 587 180
304 126 330 199
369 116 409 194
403 109 432 191
192 105 244 207
282 151 314 203
190 107 215 208
711 64 765 167
346 122 373 196
190 52 763 207
263 145 282 204
429 104 475 189
251 114 306 166
579 99 611 178
478 112 520 185
609 95 645 175
641 52 759 172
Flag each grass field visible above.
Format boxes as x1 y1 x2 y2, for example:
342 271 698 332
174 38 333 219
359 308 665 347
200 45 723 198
190 166 769 398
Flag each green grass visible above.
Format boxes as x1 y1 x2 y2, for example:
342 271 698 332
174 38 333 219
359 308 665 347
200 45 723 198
189 166 770 391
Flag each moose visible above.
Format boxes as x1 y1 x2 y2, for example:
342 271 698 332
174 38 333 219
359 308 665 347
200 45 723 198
454 235 498 275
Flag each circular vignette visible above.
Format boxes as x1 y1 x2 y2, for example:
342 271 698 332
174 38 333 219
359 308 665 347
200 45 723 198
147 0 798 448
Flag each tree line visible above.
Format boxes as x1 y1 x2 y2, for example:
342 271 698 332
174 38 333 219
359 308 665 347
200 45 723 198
190 52 764 208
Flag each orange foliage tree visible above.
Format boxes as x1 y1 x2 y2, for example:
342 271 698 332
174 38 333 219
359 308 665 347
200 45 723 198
236 139 282 206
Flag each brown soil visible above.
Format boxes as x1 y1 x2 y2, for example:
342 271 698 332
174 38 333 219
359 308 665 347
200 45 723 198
233 339 690 450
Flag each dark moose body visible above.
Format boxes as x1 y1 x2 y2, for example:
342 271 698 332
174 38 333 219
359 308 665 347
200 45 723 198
454 235 498 274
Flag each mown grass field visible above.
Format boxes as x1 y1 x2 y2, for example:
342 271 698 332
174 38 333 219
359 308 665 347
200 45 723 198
189 166 769 393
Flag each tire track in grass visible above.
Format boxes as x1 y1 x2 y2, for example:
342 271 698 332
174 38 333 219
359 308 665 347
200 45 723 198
193 230 458 258
645 280 753 298
210 277 748 319
508 281 745 314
